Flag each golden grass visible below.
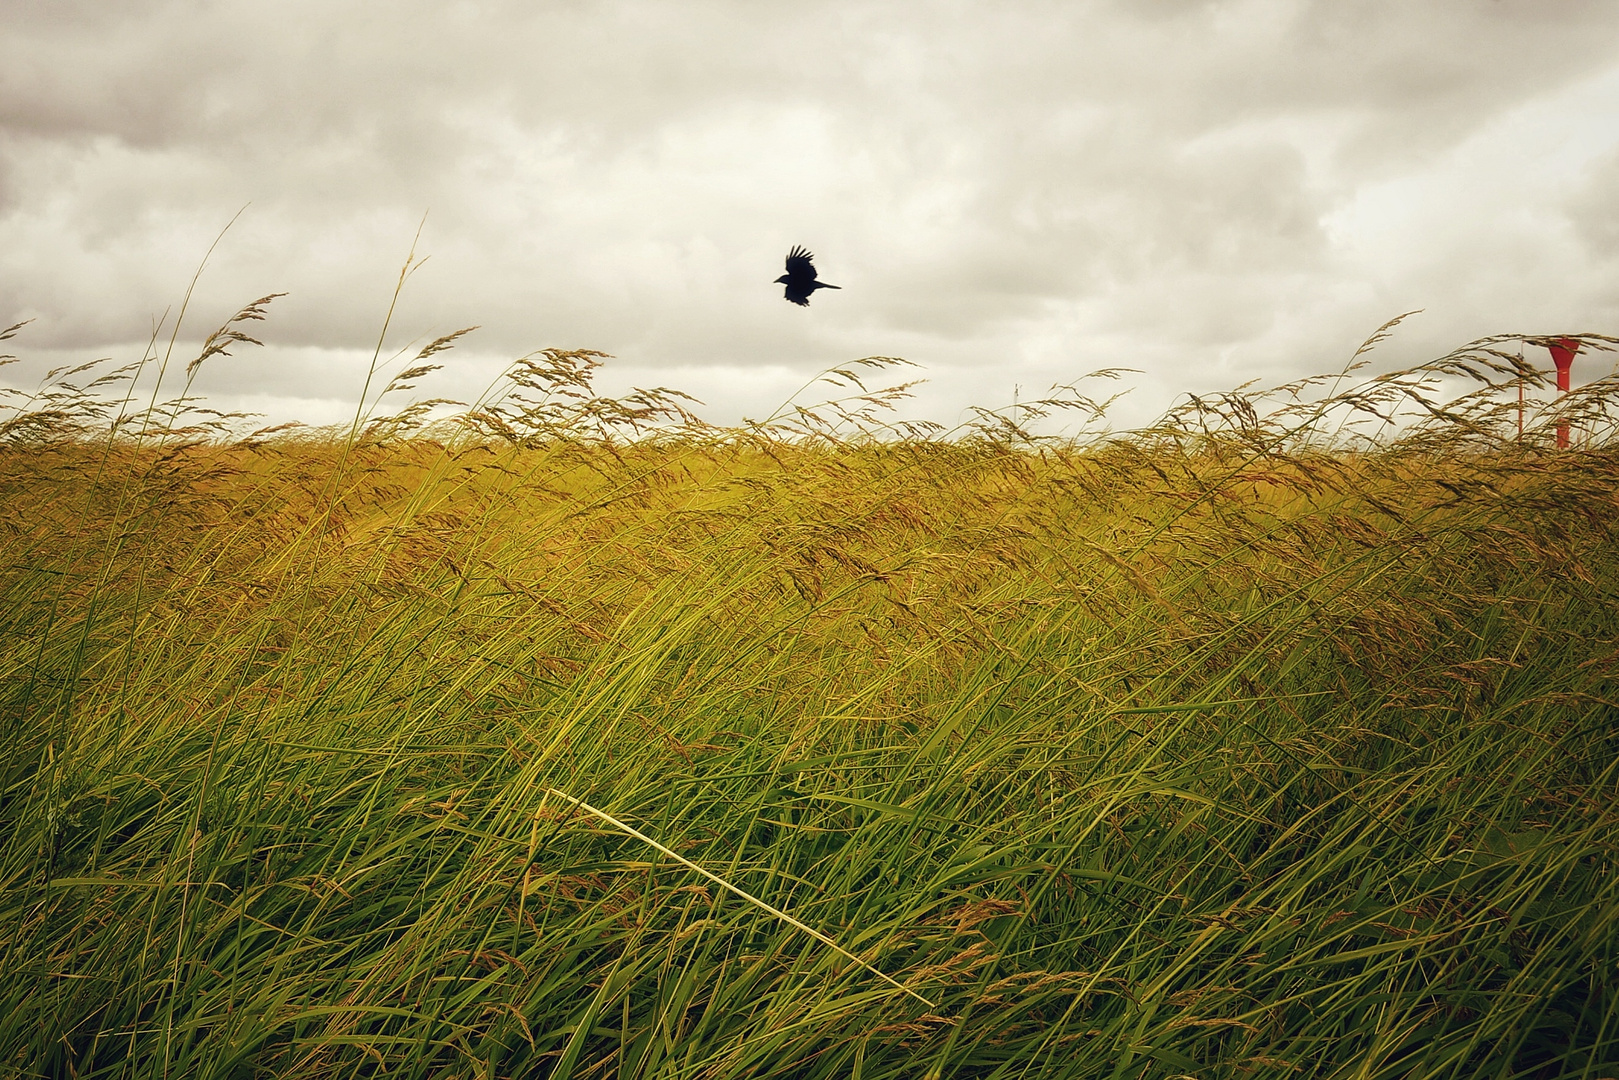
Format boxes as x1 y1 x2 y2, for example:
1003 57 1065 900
0 304 1616 1078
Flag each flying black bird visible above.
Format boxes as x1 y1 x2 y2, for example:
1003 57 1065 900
775 246 840 306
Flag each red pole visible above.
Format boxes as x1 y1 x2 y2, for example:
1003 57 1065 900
1547 338 1579 448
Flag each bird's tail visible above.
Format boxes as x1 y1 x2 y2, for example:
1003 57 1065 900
822 283 842 289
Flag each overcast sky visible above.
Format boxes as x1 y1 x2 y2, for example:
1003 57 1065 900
4 0 1619 433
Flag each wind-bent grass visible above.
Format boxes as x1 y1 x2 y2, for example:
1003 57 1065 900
0 313 1616 1079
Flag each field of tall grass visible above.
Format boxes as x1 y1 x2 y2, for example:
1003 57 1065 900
1 296 1617 1079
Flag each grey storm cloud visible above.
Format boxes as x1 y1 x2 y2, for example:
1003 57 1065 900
3 0 1619 429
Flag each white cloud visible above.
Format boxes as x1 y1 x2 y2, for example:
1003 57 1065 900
3 0 1618 432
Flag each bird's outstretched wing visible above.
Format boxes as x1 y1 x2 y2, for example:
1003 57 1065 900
784 246 818 281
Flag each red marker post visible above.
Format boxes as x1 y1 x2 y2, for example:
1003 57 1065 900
1547 337 1580 448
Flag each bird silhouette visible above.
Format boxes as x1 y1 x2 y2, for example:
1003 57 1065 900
775 246 840 306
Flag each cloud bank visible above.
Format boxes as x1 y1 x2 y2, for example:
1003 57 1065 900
4 0 1618 429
